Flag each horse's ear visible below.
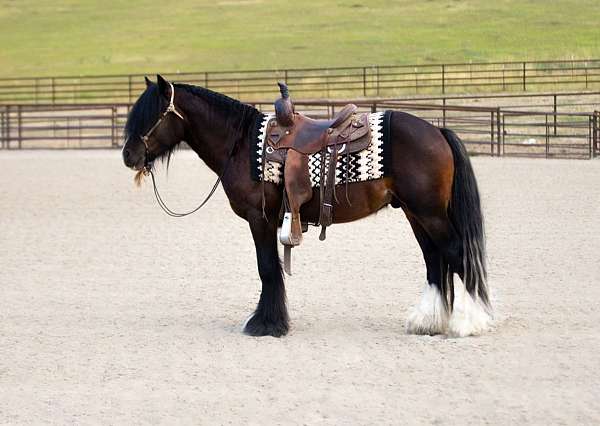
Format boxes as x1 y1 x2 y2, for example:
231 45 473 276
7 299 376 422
144 76 153 87
156 74 171 99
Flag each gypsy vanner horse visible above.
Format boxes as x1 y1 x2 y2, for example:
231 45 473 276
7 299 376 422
122 75 492 338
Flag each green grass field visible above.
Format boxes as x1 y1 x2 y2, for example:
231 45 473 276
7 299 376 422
1 0 599 78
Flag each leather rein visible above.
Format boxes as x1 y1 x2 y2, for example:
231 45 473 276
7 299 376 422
140 82 235 218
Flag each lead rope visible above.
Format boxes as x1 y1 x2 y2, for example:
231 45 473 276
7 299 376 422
146 109 246 218
148 168 224 218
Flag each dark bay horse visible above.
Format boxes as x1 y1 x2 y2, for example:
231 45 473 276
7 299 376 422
122 75 492 338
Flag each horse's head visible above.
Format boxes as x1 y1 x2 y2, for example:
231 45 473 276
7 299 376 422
122 74 186 172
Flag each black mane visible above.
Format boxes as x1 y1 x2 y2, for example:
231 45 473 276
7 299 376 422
124 83 161 142
125 82 258 140
176 83 257 120
124 82 259 168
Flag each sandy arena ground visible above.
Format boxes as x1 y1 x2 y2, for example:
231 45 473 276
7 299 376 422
1 150 599 424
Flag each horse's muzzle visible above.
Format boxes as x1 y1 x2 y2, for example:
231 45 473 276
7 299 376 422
122 148 146 170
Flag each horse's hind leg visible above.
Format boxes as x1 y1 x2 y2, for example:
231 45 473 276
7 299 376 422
405 215 449 335
244 214 289 337
412 213 491 337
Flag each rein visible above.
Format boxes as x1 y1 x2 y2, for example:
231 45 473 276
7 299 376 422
140 81 238 218
146 167 225 218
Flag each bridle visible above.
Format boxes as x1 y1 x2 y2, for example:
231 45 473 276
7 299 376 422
140 81 184 171
139 81 236 218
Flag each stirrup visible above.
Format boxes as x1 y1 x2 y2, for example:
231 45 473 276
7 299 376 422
278 213 295 275
279 212 294 245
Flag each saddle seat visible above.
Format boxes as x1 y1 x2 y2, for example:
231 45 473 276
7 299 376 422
267 108 370 158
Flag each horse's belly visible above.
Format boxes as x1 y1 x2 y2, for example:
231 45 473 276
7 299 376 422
299 177 394 224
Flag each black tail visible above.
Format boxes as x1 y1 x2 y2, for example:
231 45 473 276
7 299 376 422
440 128 491 311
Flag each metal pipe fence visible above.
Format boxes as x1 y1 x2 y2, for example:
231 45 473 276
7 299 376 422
1 101 597 159
2 59 600 104
256 100 596 159
0 104 129 149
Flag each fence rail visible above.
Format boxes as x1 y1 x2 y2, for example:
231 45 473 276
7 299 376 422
1 101 598 159
2 59 600 104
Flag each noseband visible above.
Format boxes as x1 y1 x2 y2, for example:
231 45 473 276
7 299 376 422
138 81 238 218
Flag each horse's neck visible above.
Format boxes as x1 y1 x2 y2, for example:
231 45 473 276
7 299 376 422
180 94 251 175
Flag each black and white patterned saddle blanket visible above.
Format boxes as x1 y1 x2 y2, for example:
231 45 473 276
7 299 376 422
250 110 392 186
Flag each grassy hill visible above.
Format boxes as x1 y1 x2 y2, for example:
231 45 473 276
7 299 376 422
1 0 599 77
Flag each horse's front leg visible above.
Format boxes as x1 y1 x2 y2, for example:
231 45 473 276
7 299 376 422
244 214 289 337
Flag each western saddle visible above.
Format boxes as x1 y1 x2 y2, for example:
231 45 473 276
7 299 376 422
263 82 371 273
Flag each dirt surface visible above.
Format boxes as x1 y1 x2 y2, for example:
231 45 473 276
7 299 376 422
1 150 599 425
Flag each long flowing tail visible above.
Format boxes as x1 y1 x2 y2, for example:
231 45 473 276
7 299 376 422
440 128 491 311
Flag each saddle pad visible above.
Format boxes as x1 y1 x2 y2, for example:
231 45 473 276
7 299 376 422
250 110 392 186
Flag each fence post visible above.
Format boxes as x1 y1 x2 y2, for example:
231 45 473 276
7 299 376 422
376 65 380 96
597 111 600 157
362 67 367 97
497 107 502 157
522 62 527 91
553 94 557 135
51 78 56 104
66 116 71 148
111 106 117 147
490 110 495 156
442 98 446 127
415 67 418 94
589 116 593 159
0 107 4 149
204 72 208 88
17 105 22 149
441 64 445 94
128 75 133 103
501 113 506 155
545 114 549 158
593 111 599 158
6 106 10 149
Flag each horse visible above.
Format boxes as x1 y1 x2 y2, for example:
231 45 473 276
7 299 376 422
121 74 492 338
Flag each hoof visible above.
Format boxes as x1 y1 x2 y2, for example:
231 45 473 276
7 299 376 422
406 282 449 336
448 282 492 337
243 312 289 337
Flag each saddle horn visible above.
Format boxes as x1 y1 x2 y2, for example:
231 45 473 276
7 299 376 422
274 81 295 127
277 81 290 98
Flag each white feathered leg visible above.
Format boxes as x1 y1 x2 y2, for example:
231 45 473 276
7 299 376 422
448 279 492 337
406 282 449 335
